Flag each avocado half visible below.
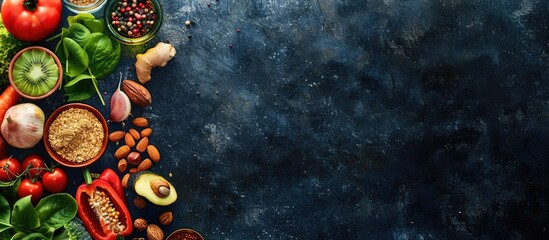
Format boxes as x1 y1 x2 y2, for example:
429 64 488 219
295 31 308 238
129 171 177 206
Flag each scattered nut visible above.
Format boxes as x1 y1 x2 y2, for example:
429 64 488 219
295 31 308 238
136 137 149 153
141 128 152 138
122 173 130 188
147 145 160 162
129 167 139 174
134 218 148 231
138 158 152 172
123 80 152 107
132 117 149 127
129 128 141 140
133 196 147 208
118 159 128 172
147 224 164 240
109 131 125 142
114 145 131 159
124 133 136 147
127 152 142 166
158 211 173 225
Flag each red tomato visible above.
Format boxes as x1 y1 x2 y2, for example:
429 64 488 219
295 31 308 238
22 154 46 179
1 0 62 41
18 178 44 204
0 157 21 182
42 167 67 193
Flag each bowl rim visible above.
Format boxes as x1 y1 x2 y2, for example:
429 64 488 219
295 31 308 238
43 103 109 168
103 0 164 45
166 228 205 240
8 46 63 100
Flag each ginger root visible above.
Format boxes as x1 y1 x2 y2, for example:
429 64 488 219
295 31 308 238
135 42 177 84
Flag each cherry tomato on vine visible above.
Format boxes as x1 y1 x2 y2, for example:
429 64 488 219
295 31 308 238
22 154 46 179
18 178 44 204
42 167 67 193
1 0 62 41
0 157 21 182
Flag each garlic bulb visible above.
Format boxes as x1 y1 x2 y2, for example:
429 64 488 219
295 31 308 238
1 103 45 149
110 77 131 122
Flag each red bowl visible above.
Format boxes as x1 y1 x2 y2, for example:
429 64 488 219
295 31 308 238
43 103 109 168
8 46 63 100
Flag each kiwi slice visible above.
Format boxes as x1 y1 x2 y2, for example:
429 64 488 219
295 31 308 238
12 49 59 96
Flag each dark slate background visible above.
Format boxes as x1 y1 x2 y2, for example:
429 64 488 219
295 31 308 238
3 0 549 239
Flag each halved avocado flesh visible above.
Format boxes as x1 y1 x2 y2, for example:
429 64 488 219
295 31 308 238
129 171 177 206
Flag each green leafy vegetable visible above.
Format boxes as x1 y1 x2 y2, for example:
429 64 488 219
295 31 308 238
0 193 78 240
0 18 28 85
50 13 121 105
11 196 40 230
0 195 12 233
35 193 77 229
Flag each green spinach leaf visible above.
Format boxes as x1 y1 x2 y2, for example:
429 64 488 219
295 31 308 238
86 34 121 79
67 13 95 26
20 233 48 240
82 19 104 33
67 23 91 47
84 33 113 63
11 196 39 231
10 232 26 240
0 195 12 233
35 193 77 230
58 38 89 77
63 74 97 102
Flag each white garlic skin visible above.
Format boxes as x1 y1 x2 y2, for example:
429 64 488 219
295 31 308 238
1 103 44 149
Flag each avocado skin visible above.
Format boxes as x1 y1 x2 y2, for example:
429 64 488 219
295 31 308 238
129 171 178 206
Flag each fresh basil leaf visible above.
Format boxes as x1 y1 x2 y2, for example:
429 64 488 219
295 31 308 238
11 196 39 230
59 38 89 77
67 23 91 47
63 74 96 102
0 195 12 233
35 193 77 230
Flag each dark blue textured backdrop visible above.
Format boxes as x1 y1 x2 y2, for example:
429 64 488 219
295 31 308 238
3 0 549 239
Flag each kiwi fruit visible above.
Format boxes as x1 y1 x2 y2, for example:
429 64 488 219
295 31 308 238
12 49 59 97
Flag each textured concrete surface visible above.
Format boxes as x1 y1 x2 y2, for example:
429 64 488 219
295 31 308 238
5 0 549 239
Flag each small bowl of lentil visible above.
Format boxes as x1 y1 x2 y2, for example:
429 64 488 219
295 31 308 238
104 0 164 45
63 0 107 14
43 103 109 168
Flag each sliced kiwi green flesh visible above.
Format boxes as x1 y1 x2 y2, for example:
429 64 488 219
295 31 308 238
12 50 59 97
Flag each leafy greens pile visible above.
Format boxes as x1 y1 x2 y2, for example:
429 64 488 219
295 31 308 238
0 18 27 85
0 194 78 240
51 14 121 104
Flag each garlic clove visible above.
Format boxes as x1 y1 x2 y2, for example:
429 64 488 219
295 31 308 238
110 78 131 122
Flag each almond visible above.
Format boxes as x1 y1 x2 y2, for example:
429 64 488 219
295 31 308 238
124 133 135 147
134 218 148 231
109 131 125 142
136 137 149 152
141 128 152 138
123 80 152 107
122 173 130 189
147 224 164 240
132 117 148 127
129 128 141 140
114 145 130 159
138 158 152 172
147 145 160 162
129 167 139 174
118 159 128 172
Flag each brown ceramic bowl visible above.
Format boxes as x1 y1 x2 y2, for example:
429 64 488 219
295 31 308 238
43 103 109 168
167 228 205 240
8 46 63 100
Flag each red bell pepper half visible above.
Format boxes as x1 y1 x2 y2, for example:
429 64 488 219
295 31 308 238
76 170 133 240
98 168 127 204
